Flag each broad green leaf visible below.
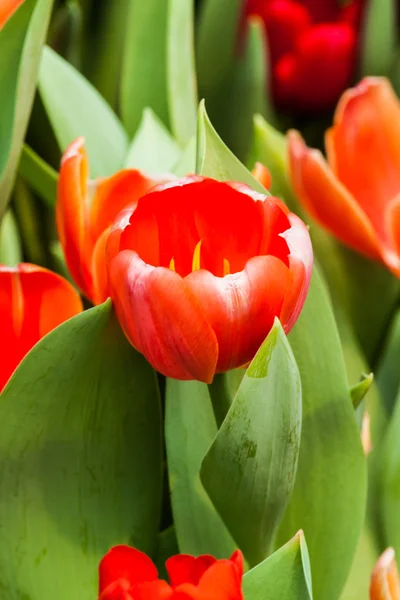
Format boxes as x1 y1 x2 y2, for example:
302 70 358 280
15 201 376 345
172 136 196 177
0 210 22 265
165 379 235 557
222 19 273 160
361 0 397 76
243 531 313 600
121 0 169 136
196 101 266 193
125 108 181 175
377 310 400 416
167 0 197 146
351 373 374 409
277 270 367 600
0 0 53 219
39 46 128 177
18 144 57 207
201 320 302 567
196 0 243 95
381 387 400 557
0 301 162 600
249 115 295 206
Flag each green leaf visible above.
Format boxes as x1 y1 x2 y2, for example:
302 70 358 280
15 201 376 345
165 379 236 557
167 0 197 146
243 531 313 600
39 46 128 178
201 320 302 567
196 0 244 96
0 210 22 265
351 373 374 409
0 0 54 219
172 136 196 177
377 310 400 416
196 101 266 193
339 525 378 600
277 270 367 600
361 0 397 76
249 114 296 207
221 18 274 160
155 527 179 579
18 144 58 207
121 0 169 136
0 301 162 600
381 387 400 557
124 108 181 175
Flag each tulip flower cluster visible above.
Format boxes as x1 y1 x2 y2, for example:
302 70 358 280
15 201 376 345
2 2 400 600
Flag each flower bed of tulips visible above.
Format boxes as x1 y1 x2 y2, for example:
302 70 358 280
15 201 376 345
1 0 400 599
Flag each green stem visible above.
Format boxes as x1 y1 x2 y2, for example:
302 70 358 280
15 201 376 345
208 374 232 428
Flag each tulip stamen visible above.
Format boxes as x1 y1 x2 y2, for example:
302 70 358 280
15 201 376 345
223 258 230 276
169 257 176 271
192 240 202 272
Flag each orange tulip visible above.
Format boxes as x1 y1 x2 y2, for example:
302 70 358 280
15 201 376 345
107 176 313 383
288 77 400 277
0 0 24 29
57 138 173 305
0 264 82 392
370 548 400 600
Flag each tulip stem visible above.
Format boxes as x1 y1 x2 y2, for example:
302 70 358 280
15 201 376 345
208 374 232 428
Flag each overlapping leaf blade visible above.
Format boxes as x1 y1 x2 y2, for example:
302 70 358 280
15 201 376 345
0 302 162 600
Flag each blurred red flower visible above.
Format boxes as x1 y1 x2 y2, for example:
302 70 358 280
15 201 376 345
370 548 400 600
98 545 244 600
246 0 364 113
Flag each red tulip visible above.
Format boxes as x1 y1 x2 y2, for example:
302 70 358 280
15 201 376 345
370 548 400 600
288 77 400 278
107 176 313 383
98 545 244 600
0 0 24 29
245 0 364 113
0 264 82 392
57 138 173 305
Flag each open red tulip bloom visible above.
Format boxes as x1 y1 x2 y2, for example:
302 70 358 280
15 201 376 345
0 264 82 392
98 545 244 600
107 176 313 383
289 77 400 278
57 138 172 305
370 548 400 600
246 0 363 113
0 0 24 29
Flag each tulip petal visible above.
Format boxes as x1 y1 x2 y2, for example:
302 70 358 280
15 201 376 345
91 228 111 305
195 560 243 600
387 195 400 276
186 255 289 373
91 170 171 243
99 546 158 595
251 162 272 190
56 137 92 297
326 78 400 246
370 548 400 600
108 251 219 382
288 130 381 259
280 212 313 331
0 0 24 29
0 264 82 392
166 555 217 587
